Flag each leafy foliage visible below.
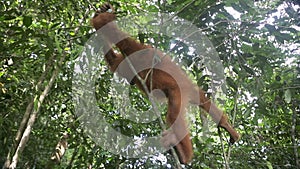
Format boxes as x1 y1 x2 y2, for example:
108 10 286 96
1 0 299 168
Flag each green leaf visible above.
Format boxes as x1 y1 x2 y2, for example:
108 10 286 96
285 6 295 17
226 77 237 91
197 75 209 85
4 15 16 20
240 36 252 43
0 16 5 21
253 43 260 50
286 27 297 34
33 96 39 111
284 89 292 103
239 0 250 10
275 33 292 43
55 35 63 54
50 23 60 29
23 16 32 27
266 161 273 169
166 0 173 5
231 3 243 13
242 65 256 76
265 24 276 33
275 75 281 81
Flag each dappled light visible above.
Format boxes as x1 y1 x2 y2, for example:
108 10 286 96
1 0 299 168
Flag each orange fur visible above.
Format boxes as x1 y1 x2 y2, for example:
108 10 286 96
91 3 240 164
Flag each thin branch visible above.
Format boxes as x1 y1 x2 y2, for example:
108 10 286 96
15 54 56 142
225 85 240 168
66 147 79 169
8 55 65 169
165 0 196 23
218 127 229 169
291 106 299 168
2 55 56 169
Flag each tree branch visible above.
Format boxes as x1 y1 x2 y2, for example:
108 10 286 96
291 105 299 168
5 6 92 169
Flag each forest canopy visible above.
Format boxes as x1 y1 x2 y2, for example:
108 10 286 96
1 0 299 168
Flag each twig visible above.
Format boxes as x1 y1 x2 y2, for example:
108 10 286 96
226 84 240 163
218 128 229 169
165 0 196 23
292 106 299 168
